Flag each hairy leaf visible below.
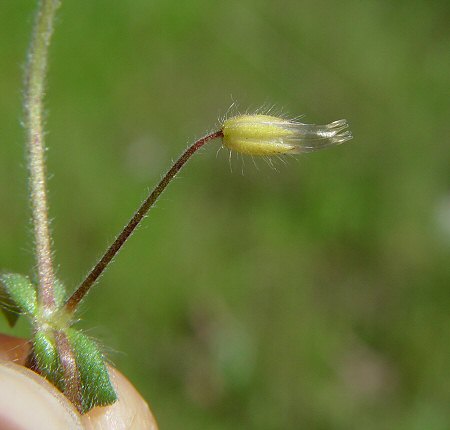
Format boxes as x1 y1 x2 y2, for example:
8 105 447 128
66 328 117 413
0 273 37 326
33 330 64 391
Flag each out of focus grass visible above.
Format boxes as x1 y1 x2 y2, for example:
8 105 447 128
1 1 449 428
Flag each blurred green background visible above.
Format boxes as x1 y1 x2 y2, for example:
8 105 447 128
1 1 450 428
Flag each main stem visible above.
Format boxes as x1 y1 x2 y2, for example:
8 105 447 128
24 0 61 311
65 130 223 313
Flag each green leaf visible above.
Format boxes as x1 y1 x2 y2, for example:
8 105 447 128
66 328 117 413
33 330 64 391
0 273 37 326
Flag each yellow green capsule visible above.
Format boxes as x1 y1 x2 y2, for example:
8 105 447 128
222 114 352 156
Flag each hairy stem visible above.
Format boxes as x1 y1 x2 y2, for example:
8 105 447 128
24 0 61 311
65 130 223 313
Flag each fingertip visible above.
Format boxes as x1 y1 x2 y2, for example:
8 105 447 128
0 360 83 430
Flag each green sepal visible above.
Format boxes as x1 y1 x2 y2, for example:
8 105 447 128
66 328 117 413
33 330 64 391
0 273 37 326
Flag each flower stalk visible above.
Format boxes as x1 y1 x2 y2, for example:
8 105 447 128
24 0 61 312
65 130 223 313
